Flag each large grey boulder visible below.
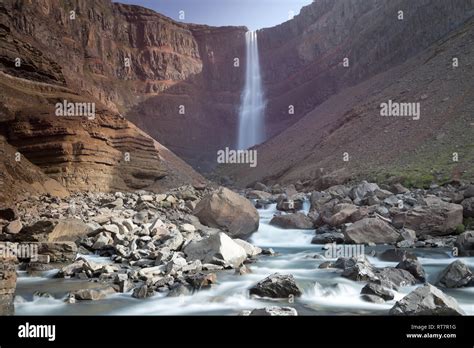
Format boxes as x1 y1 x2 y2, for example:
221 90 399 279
343 218 400 244
349 181 379 203
249 273 302 298
396 259 426 282
454 231 474 256
461 197 474 218
389 284 465 315
361 283 394 301
183 232 247 268
436 260 473 288
269 213 313 229
194 187 259 239
391 197 463 236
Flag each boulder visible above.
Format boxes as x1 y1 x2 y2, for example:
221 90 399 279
185 272 217 289
391 197 463 236
378 249 417 262
463 185 474 199
311 232 345 244
269 213 313 229
72 286 116 301
4 220 22 234
461 197 474 218
361 294 385 304
375 268 417 288
194 187 259 239
233 239 262 257
341 258 378 282
349 181 379 203
327 204 359 226
248 306 298 316
396 259 426 282
249 273 302 298
276 197 304 212
361 283 394 301
343 218 400 244
37 242 77 262
436 260 473 288
183 232 247 268
454 231 474 256
389 284 465 315
132 285 154 299
247 190 272 200
309 191 332 211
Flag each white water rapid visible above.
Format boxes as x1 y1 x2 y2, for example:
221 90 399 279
237 31 266 150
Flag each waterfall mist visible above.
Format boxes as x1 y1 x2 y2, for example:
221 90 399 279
237 31 266 150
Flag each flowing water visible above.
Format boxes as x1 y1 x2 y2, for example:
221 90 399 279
14 203 474 315
237 31 265 150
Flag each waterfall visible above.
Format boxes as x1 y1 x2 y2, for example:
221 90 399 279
237 31 265 150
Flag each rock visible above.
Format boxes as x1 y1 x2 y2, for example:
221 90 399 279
180 223 195 233
349 181 379 203
341 258 378 282
343 218 400 244
389 284 465 315
311 232 345 244
378 249 417 262
194 187 259 239
183 232 247 268
454 231 474 256
235 264 251 275
148 218 168 238
327 205 359 226
186 272 217 289
72 286 116 301
254 182 269 192
399 228 417 242
0 207 18 221
168 284 192 297
391 197 463 236
247 190 272 200
391 183 409 194
37 242 77 262
436 260 473 288
4 220 22 234
233 239 262 257
132 285 154 299
309 191 332 211
376 268 417 288
249 306 298 316
269 213 313 229
396 259 426 281
463 185 474 198
276 197 303 212
92 232 113 250
461 197 474 218
57 259 86 277
361 294 385 304
249 273 302 298
160 230 184 251
361 283 394 301
0 256 16 315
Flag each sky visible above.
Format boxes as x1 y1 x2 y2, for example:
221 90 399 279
113 0 313 30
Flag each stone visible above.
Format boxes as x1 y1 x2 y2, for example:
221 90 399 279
0 207 18 221
186 272 217 289
180 223 196 233
343 218 400 244
37 242 77 262
361 283 394 301
254 182 269 192
391 183 409 194
72 286 116 301
327 205 359 226
247 190 272 200
249 306 298 316
160 230 184 251
269 213 313 229
46 219 93 242
276 198 303 212
463 185 474 199
311 232 345 244
396 259 426 281
4 220 22 234
349 181 379 203
194 187 259 239
249 273 302 298
461 197 474 218
389 284 465 315
361 294 385 304
454 231 474 256
233 239 262 257
168 284 192 297
376 268 417 288
132 285 154 299
436 260 473 288
0 256 16 315
341 258 378 282
92 233 112 250
183 232 247 268
378 249 417 262
391 197 463 236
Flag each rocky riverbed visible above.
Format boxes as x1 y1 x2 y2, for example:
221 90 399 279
1 181 474 315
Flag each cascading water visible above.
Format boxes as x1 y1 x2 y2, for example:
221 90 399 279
237 31 266 150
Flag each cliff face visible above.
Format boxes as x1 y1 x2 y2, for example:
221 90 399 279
0 0 246 170
0 0 206 198
258 0 474 138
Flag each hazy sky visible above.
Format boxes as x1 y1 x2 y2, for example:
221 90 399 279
114 0 313 30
